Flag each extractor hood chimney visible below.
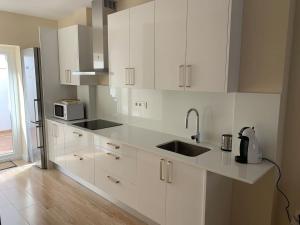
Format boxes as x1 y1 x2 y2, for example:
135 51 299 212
73 0 116 76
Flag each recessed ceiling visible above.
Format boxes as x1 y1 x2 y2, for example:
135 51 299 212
0 0 92 20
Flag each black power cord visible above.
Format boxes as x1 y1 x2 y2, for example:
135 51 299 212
263 158 291 223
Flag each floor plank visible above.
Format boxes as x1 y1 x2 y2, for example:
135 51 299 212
0 164 147 225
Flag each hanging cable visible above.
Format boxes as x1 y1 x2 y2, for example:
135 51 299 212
263 158 291 223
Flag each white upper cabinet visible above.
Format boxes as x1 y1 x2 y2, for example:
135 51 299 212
108 10 130 87
58 25 98 86
155 0 187 91
108 2 155 88
185 0 230 92
155 0 243 92
129 1 155 88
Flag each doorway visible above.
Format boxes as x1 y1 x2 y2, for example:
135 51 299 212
0 54 13 156
0 46 23 162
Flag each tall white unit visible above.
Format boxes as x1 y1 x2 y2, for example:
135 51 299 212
108 2 155 88
155 0 243 92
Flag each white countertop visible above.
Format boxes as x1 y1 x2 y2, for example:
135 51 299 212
48 117 273 184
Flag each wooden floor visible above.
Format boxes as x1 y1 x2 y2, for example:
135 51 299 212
0 162 147 225
0 130 13 154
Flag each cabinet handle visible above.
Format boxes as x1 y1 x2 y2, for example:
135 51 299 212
66 70 71 83
125 68 130 85
167 160 173 183
160 158 166 181
106 152 120 160
185 65 192 88
107 175 120 184
130 68 135 85
178 65 185 87
106 142 120 149
73 154 83 160
72 131 83 137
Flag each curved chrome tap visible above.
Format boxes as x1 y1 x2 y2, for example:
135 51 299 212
186 108 200 143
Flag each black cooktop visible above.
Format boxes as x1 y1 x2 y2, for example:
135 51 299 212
72 119 122 130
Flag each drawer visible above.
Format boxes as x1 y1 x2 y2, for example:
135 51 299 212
65 127 93 153
94 135 137 159
95 169 137 209
65 149 95 184
95 146 137 184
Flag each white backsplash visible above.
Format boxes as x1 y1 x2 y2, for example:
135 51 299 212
89 86 281 160
95 86 235 147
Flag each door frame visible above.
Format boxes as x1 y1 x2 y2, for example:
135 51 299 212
0 45 24 162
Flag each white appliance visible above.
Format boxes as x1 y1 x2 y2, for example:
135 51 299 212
235 127 262 164
54 100 84 121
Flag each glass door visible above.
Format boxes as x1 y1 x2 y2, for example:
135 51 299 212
0 46 22 161
0 54 14 156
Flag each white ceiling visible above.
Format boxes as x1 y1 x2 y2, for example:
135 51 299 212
0 0 92 20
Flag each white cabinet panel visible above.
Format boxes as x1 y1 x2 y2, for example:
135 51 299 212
165 160 206 225
47 120 65 168
64 126 95 184
58 25 80 85
137 151 166 225
185 0 230 92
58 25 95 86
130 2 155 89
155 0 187 91
108 10 130 87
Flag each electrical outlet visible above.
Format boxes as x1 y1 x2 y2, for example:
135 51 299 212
134 101 148 109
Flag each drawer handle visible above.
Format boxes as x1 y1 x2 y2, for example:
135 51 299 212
107 175 120 184
73 154 83 160
106 152 120 160
73 131 83 137
167 160 173 183
107 142 120 149
160 158 166 181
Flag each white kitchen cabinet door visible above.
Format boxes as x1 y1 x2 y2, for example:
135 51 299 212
129 2 155 89
185 0 230 92
58 25 94 86
155 0 187 91
137 151 166 225
108 10 130 87
47 121 65 168
58 25 80 85
64 126 95 184
47 121 55 162
165 161 206 225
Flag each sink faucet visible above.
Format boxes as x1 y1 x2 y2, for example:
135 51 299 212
186 108 200 143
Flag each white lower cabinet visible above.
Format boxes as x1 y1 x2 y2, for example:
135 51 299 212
47 122 226 225
47 120 66 167
64 126 95 184
137 151 166 224
137 151 206 225
165 159 206 225
94 135 138 209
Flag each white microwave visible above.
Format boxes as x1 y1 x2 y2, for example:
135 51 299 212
54 101 84 121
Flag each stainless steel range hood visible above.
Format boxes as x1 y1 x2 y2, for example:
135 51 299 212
72 0 116 76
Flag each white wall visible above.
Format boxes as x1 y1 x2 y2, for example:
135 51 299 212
0 55 12 131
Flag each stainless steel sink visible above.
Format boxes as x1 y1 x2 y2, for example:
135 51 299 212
157 140 210 157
